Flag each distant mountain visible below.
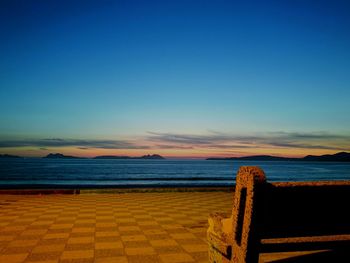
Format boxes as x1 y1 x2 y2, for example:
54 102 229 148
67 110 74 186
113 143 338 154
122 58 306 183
139 154 164 159
44 153 81 159
207 152 350 162
94 154 165 160
0 154 21 158
302 152 350 162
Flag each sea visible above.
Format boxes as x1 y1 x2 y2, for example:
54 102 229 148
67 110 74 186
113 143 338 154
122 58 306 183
0 158 350 188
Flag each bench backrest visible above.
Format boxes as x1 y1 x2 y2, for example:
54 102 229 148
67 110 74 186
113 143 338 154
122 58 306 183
231 166 350 263
259 182 350 239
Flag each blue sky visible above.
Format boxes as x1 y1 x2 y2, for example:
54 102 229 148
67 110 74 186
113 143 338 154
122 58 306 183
1 0 350 157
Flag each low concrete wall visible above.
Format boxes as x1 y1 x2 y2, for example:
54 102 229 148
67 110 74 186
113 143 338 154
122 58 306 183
0 187 233 195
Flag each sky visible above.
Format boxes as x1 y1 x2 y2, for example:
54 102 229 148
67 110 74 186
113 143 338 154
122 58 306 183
1 0 350 158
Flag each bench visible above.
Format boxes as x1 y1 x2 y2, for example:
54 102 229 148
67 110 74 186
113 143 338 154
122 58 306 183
207 166 350 263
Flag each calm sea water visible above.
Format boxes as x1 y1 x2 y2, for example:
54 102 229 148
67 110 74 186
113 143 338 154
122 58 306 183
0 158 350 188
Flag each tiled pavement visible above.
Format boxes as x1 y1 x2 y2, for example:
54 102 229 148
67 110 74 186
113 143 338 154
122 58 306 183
0 192 232 263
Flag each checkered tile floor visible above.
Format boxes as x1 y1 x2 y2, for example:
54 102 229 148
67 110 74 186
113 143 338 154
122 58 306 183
0 192 232 263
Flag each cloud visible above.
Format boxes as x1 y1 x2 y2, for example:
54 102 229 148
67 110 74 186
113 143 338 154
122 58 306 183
154 144 194 149
146 131 350 151
147 131 243 145
205 144 259 149
0 138 150 150
1 131 349 152
267 131 350 140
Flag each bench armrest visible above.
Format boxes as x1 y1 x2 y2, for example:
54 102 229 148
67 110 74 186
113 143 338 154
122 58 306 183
208 212 232 241
208 212 233 261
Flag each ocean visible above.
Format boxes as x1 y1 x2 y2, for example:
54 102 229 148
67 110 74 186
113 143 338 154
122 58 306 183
0 158 350 188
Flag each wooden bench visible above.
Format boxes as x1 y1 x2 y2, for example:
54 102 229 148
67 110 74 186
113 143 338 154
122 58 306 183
207 166 350 263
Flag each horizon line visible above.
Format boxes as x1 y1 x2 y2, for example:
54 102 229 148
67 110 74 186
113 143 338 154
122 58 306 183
2 151 348 160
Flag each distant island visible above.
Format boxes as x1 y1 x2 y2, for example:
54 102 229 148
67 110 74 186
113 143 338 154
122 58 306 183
0 154 21 158
44 153 83 159
94 154 165 160
207 152 350 162
43 153 164 159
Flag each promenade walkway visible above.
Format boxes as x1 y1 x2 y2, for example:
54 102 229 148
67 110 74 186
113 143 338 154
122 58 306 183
0 192 231 263
0 191 329 263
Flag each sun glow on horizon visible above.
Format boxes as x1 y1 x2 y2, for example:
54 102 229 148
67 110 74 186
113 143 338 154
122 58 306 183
2 129 350 158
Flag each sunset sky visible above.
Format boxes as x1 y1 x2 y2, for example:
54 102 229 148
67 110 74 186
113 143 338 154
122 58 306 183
1 0 350 158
